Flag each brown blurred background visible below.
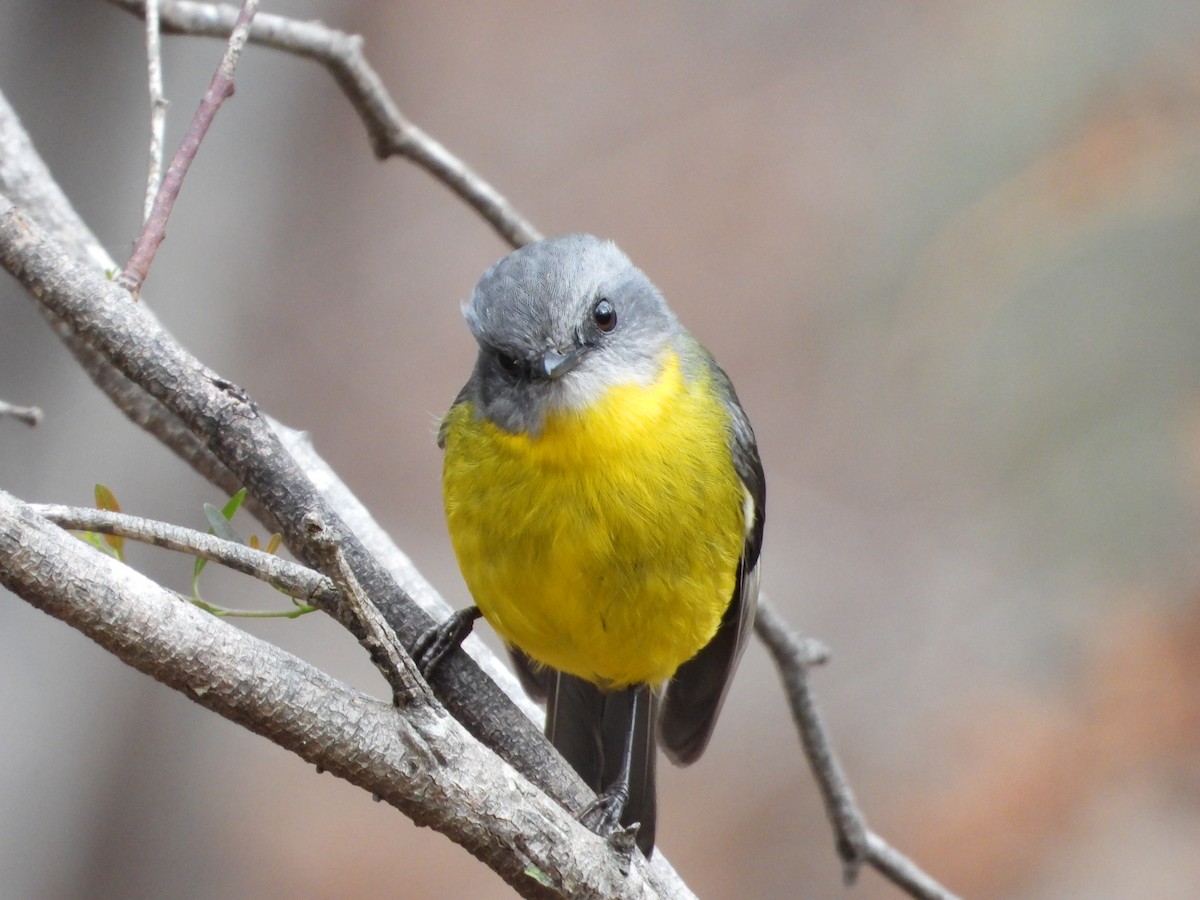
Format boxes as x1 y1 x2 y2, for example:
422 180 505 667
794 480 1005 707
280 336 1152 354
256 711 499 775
4 2 1200 897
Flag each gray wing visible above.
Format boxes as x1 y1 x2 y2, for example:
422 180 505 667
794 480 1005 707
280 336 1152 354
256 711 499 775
659 344 765 766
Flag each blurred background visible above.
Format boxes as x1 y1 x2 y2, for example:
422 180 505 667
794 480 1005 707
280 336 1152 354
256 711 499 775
3 2 1200 897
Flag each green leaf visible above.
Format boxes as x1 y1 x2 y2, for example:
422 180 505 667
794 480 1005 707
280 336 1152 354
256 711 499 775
522 865 554 888
192 490 304 618
220 488 247 521
203 503 243 545
93 483 120 513
194 489 248 597
192 552 207 597
93 484 124 559
77 529 119 559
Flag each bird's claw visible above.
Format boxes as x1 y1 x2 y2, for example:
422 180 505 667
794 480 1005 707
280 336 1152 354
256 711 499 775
413 606 481 678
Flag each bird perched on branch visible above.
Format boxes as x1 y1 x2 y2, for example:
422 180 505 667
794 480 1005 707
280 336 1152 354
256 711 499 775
423 234 764 855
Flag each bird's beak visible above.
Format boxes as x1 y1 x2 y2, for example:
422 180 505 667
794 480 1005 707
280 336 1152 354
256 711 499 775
541 347 585 380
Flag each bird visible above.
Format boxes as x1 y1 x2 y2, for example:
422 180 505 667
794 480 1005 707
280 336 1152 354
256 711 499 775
423 233 764 856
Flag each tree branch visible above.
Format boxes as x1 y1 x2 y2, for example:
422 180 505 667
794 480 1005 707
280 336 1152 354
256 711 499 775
304 511 435 708
120 0 259 294
0 490 671 900
755 598 961 900
140 0 167 221
106 0 542 249
755 597 869 875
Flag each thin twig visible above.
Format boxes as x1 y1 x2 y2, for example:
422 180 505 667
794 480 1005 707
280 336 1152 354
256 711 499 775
141 0 167 221
0 398 42 426
755 597 961 900
105 0 542 249
30 503 338 608
303 511 435 708
754 596 869 878
119 0 259 295
867 833 962 900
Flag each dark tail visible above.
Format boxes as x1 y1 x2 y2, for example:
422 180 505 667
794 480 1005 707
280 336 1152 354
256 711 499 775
545 673 658 855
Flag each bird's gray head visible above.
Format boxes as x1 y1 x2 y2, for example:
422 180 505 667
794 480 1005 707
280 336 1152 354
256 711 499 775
462 234 680 435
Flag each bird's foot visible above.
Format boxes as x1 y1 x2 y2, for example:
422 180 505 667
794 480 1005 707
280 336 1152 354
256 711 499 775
412 605 482 678
579 780 631 837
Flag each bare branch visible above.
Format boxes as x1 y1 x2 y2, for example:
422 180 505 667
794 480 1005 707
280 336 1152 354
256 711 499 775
141 0 168 221
0 398 42 426
755 597 961 900
754 597 869 877
105 0 542 249
303 511 435 708
867 833 962 900
120 0 260 294
0 490 676 900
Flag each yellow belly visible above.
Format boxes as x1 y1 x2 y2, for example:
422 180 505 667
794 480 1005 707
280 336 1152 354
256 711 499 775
441 352 745 688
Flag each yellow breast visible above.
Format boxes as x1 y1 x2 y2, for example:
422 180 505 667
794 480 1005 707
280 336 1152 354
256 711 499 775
441 351 745 687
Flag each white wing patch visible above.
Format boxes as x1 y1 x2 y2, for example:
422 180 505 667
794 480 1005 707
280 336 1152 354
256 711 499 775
742 485 756 539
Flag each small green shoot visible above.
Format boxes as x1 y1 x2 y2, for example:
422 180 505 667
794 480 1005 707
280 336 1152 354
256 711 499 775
191 597 316 619
192 488 248 593
523 865 554 888
190 488 302 619
77 528 120 559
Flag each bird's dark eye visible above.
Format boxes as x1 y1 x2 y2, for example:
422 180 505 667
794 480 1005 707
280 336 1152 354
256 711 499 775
592 298 617 333
496 351 522 376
